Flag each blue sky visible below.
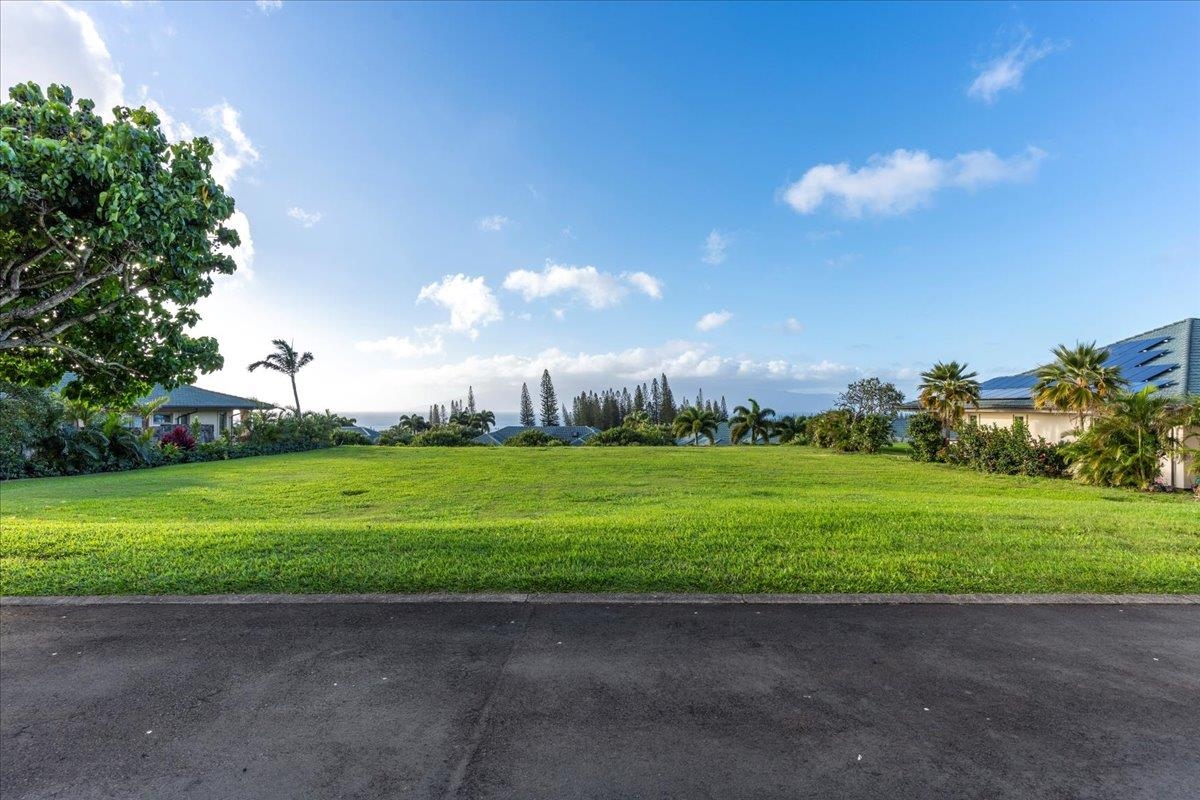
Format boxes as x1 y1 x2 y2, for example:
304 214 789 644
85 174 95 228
3 1 1198 417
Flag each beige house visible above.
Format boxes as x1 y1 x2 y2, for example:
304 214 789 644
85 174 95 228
929 319 1199 489
130 384 273 442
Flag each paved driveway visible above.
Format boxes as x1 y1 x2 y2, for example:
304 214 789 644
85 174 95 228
1 601 1197 799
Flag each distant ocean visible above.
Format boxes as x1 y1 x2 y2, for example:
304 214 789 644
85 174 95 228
338 411 524 431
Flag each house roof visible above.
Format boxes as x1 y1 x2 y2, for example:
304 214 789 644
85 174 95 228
472 425 600 445
905 318 1199 411
55 373 272 410
339 425 380 442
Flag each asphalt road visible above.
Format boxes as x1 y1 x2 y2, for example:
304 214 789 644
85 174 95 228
1 601 1197 799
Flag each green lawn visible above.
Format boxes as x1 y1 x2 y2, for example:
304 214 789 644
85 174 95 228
1 446 1197 595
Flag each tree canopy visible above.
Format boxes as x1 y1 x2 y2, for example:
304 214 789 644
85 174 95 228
0 82 240 405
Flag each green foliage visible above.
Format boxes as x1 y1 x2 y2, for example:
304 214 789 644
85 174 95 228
807 410 852 449
538 370 560 426
1064 387 1179 490
503 429 564 447
588 426 676 446
247 339 313 416
378 425 414 446
849 414 893 454
773 415 810 445
411 427 477 447
918 361 980 434
807 410 891 453
0 83 240 405
730 399 775 444
671 406 718 445
519 382 535 427
947 419 1067 478
906 412 945 462
332 429 371 446
1033 342 1127 430
837 377 905 421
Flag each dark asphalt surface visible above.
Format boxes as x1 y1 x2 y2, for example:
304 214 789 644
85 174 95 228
1 602 1197 800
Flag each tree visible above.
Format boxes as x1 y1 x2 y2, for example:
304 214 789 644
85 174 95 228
248 339 313 417
650 378 662 423
519 382 535 426
0 83 241 406
672 406 718 445
719 396 728 421
466 386 477 415
1065 387 1179 490
837 377 905 421
772 415 807 444
1033 342 1127 432
538 370 560 426
633 384 646 413
918 361 980 437
397 413 427 432
471 410 496 432
659 373 677 425
730 398 775 444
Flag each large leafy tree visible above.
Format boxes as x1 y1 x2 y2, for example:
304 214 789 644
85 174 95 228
247 340 313 417
1033 342 1127 431
672 405 718 445
837 377 905 421
918 361 981 436
730 398 775 444
0 83 240 405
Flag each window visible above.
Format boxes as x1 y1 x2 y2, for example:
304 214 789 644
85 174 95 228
218 412 227 432
1013 415 1026 426
152 413 172 425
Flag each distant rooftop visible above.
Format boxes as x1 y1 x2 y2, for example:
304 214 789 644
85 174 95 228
473 425 600 445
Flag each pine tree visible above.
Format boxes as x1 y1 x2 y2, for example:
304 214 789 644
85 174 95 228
720 395 728 421
519 383 535 426
467 386 476 415
650 378 662 423
539 370 560 426
659 373 677 424
561 403 572 426
633 384 646 413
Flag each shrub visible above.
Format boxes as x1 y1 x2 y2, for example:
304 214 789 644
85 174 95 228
196 439 231 461
849 414 893 454
411 427 477 447
906 413 945 462
587 426 676 446
947 419 1066 478
808 410 853 450
0 383 66 479
160 425 196 451
332 429 371 446
1063 387 1178 490
377 425 413 446
503 429 564 447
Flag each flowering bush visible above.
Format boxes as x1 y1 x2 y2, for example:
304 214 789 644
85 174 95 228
160 425 196 451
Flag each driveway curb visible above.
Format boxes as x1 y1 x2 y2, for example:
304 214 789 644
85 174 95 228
2 593 1198 606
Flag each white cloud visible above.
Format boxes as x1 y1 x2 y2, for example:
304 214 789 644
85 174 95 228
623 271 663 300
824 253 860 269
0 1 124 116
218 210 255 283
355 334 444 359
203 102 259 188
782 147 1045 217
695 310 733 332
503 262 663 308
783 318 804 333
478 214 510 232
287 207 322 228
553 308 566 321
702 230 729 265
969 32 1064 104
416 274 503 339
256 0 284 13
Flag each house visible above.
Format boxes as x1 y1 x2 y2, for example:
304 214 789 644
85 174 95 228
472 425 600 446
909 318 1198 488
675 421 779 446
128 384 274 442
339 425 380 443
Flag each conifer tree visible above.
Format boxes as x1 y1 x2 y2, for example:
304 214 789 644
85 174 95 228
633 384 646 413
539 369 560 426
720 395 729 421
650 378 662 423
467 386 477 415
519 383 536 426
659 373 678 424
562 403 572 426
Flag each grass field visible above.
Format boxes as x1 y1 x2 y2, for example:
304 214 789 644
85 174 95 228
1 446 1197 596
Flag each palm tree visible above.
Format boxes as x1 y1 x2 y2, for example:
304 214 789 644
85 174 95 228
1033 342 1127 432
397 413 428 432
471 410 496 432
918 361 980 437
730 399 775 444
772 415 805 444
247 339 314 417
672 406 718 445
623 410 652 429
1066 386 1177 490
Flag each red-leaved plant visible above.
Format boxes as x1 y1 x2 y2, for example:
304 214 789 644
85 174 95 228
160 425 196 451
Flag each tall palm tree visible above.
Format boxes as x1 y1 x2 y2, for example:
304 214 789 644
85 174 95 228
1033 342 1127 432
248 339 314 417
672 406 718 445
918 361 981 437
472 410 496 432
730 399 775 444
397 413 428 432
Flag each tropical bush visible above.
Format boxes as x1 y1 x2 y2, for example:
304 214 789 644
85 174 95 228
160 425 197 451
587 426 676 446
807 410 892 453
503 429 564 447
947 419 1067 478
906 413 945 462
1064 387 1180 490
332 429 372 446
849 414 893 454
377 425 414 446
807 410 852 450
411 427 478 447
